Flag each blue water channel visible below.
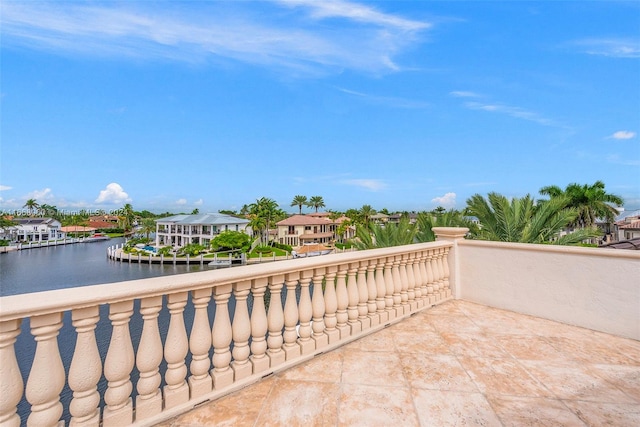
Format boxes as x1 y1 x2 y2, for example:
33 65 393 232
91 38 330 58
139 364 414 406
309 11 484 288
0 238 293 426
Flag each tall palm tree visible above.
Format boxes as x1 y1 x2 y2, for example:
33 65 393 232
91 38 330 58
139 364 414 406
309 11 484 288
23 199 39 217
465 192 600 244
359 204 376 226
140 218 156 242
307 196 325 213
248 197 283 245
290 195 308 214
539 181 623 228
119 203 136 232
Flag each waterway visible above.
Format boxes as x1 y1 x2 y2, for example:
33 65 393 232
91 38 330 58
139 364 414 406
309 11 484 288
0 238 212 426
0 237 209 296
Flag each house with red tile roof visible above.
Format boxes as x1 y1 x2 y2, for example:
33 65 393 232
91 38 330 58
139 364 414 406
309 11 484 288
275 213 353 247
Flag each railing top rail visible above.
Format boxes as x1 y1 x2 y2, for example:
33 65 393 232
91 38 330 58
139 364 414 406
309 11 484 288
459 238 640 260
0 241 451 321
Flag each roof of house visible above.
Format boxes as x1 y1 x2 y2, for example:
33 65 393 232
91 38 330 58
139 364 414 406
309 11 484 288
14 218 58 225
88 220 120 229
156 213 249 225
600 237 640 250
618 220 640 230
277 214 331 226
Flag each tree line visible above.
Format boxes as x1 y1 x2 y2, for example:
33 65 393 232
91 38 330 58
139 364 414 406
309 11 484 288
2 181 624 247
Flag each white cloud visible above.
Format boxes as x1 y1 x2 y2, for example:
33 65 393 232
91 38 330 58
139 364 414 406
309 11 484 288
194 199 203 206
280 0 430 32
175 198 187 205
609 130 636 140
572 38 640 58
0 185 12 191
342 179 388 191
95 183 131 204
337 87 429 109
0 1 430 75
431 192 456 209
449 91 480 98
27 188 55 201
464 101 556 127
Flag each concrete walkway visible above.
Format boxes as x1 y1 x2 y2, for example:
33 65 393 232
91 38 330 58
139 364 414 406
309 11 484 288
156 299 640 426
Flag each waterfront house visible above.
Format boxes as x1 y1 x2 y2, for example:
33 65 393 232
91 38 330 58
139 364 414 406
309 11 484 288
615 210 640 241
12 217 64 242
155 213 251 249
275 213 352 246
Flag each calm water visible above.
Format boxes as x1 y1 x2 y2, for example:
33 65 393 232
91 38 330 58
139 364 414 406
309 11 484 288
0 238 213 426
0 237 209 296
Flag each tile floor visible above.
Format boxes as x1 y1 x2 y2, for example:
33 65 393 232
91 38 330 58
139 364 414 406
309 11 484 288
156 300 640 426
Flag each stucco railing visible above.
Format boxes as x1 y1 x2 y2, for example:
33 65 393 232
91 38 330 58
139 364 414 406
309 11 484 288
0 240 454 427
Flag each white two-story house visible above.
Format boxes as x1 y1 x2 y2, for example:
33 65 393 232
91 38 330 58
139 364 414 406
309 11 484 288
155 213 251 249
13 218 64 242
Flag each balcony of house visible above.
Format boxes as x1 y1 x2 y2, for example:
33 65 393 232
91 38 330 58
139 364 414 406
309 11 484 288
0 228 638 427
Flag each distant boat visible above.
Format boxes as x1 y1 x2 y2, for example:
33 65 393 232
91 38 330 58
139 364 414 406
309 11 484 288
84 233 111 242
292 243 333 258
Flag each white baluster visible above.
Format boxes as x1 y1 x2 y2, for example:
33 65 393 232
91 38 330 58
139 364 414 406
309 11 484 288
232 281 252 380
375 259 389 323
311 268 328 349
103 301 134 427
433 250 443 302
323 267 340 344
365 262 379 327
297 271 315 355
426 252 436 304
283 273 301 360
438 247 447 299
406 253 418 311
211 285 233 389
347 263 362 335
69 307 101 427
26 313 65 427
266 275 285 367
357 261 371 330
164 292 189 407
392 256 404 316
411 252 423 308
0 319 23 427
189 287 213 397
399 254 411 313
383 258 396 320
135 296 163 420
442 247 452 298
335 265 350 339
250 278 270 373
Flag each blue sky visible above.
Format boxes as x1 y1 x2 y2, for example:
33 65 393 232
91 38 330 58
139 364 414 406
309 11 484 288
1 1 639 215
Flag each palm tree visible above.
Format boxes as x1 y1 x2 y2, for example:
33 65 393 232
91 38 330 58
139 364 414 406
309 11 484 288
465 192 600 244
248 197 283 245
140 218 156 242
23 199 39 217
38 204 58 218
290 195 308 214
307 196 325 213
359 204 376 226
540 181 623 229
119 203 136 233
354 216 416 250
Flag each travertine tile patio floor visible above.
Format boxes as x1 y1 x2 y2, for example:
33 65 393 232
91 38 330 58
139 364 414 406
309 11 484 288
156 300 640 426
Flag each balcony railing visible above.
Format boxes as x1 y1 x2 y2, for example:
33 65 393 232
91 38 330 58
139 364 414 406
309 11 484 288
1 227 637 427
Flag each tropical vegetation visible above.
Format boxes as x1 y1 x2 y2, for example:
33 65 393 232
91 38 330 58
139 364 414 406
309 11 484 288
465 192 601 244
539 181 623 229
